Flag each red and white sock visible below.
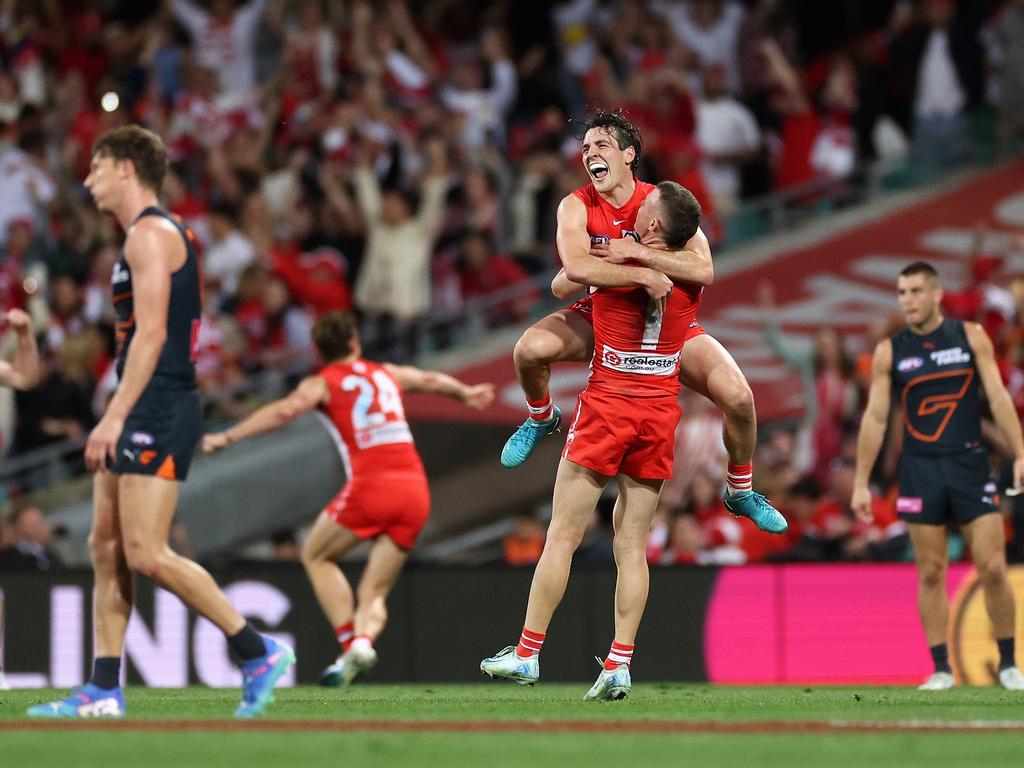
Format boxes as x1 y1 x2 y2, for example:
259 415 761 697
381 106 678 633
726 463 753 495
527 394 553 421
604 641 634 670
335 621 355 652
350 634 374 653
516 627 546 658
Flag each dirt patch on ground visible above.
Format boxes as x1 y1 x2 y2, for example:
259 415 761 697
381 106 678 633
3 719 1024 733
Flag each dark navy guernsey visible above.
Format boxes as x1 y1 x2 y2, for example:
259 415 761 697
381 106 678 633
111 206 201 390
890 317 983 456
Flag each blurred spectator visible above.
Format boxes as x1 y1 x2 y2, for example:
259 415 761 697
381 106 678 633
204 200 256 298
504 512 546 566
0 504 63 571
652 0 746 93
661 388 729 512
888 0 986 168
169 0 276 104
353 138 447 361
761 280 856 482
270 528 301 561
988 0 1024 151
458 230 537 327
695 64 760 215
234 270 312 372
0 136 56 247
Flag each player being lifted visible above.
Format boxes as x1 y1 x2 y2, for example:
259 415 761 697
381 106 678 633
482 181 704 699
500 109 785 533
28 126 294 720
853 262 1024 690
204 311 494 685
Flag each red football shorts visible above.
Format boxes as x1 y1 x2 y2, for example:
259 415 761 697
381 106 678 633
326 472 431 550
564 295 594 324
684 320 705 342
561 388 681 479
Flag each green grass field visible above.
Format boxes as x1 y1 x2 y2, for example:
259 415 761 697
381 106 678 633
2 685 1022 767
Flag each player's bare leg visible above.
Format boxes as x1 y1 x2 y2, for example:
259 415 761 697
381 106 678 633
300 511 365 686
525 460 609 632
963 513 1023 688
908 523 955 690
482 459 608 683
609 475 663 647
302 512 361 628
679 334 787 533
119 474 294 716
584 474 661 702
501 310 592 468
119 475 247 631
90 472 133 661
679 334 756 464
336 535 409 686
28 473 136 716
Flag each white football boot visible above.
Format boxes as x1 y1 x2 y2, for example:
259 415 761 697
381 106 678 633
340 638 378 686
583 663 631 701
917 671 955 691
998 666 1024 690
480 646 539 685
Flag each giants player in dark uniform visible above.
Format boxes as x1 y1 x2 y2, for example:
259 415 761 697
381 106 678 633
500 109 785 534
853 261 1024 691
28 127 294 720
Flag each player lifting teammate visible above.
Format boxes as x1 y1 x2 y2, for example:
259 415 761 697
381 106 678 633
853 261 1024 690
204 311 494 686
482 181 704 699
28 126 294 720
500 109 785 533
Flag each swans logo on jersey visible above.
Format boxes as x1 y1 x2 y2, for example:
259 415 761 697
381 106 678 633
601 345 680 376
111 262 130 286
930 347 971 366
897 356 924 373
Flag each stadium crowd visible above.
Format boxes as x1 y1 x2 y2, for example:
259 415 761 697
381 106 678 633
2 0 1024 566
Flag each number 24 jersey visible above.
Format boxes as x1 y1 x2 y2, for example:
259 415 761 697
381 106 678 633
318 359 426 480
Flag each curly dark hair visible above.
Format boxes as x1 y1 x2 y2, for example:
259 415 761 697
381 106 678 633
575 108 643 171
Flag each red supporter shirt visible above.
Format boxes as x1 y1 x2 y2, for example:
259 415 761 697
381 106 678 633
570 181 703 397
318 358 425 482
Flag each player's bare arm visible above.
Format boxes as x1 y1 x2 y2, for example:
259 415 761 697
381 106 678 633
85 219 180 472
0 308 40 389
852 339 893 522
556 194 671 301
203 375 329 453
590 226 714 286
965 322 1024 489
384 364 495 410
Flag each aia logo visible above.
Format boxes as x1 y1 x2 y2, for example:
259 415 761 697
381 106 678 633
897 356 924 373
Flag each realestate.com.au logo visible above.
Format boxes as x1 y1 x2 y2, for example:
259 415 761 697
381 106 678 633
601 346 680 376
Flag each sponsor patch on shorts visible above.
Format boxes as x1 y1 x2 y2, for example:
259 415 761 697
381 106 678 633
896 497 923 513
130 431 155 447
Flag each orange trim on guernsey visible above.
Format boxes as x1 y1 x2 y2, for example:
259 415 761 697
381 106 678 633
900 368 974 443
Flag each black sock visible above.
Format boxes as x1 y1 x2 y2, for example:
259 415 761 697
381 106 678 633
997 637 1016 671
228 623 266 662
929 643 952 674
91 657 121 690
